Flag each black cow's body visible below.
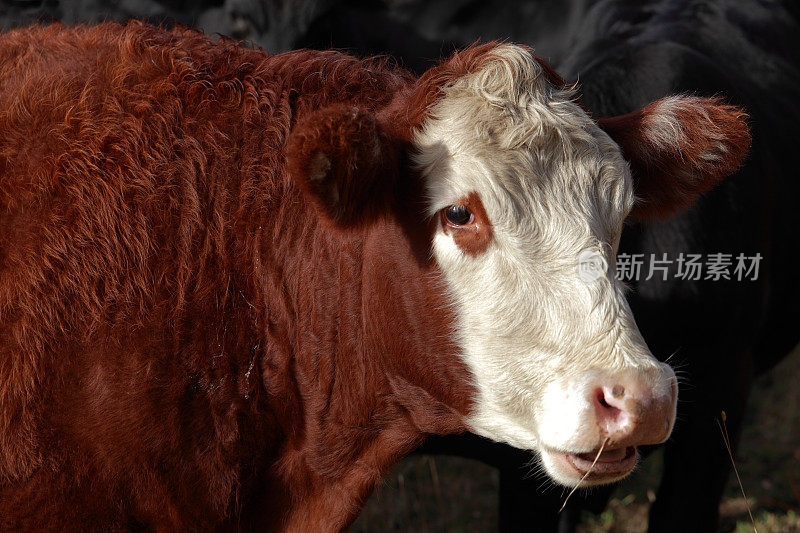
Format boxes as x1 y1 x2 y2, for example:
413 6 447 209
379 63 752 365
299 0 800 531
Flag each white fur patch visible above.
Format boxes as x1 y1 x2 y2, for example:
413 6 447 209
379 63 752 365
412 44 676 486
577 248 608 283
644 95 688 150
644 95 728 162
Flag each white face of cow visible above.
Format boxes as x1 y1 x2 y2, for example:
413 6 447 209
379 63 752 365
412 45 677 486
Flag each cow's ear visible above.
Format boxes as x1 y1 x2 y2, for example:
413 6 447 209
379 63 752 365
287 104 398 226
598 95 750 220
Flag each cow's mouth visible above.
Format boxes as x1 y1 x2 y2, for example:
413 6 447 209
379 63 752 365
543 445 637 484
566 446 637 475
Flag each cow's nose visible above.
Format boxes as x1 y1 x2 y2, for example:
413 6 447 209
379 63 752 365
591 370 677 447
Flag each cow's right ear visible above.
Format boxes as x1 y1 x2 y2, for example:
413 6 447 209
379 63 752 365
287 104 398 226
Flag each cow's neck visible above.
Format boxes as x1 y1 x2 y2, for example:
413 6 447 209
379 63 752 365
250 199 473 529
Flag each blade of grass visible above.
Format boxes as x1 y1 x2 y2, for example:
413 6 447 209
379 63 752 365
559 437 609 513
717 410 757 533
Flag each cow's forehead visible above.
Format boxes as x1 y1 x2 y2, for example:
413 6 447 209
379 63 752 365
412 44 634 233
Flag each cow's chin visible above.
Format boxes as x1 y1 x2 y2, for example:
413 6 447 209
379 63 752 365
538 445 638 487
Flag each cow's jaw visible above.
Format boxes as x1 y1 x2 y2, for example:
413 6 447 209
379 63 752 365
412 43 678 487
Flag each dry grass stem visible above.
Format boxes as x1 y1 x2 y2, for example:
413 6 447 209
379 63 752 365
717 410 758 533
559 437 610 513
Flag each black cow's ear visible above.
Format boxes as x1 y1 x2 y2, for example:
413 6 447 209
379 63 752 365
598 95 751 220
287 104 399 226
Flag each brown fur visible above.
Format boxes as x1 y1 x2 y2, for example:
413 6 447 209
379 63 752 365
0 22 469 531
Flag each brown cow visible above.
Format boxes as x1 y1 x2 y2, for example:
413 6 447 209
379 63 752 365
0 22 748 531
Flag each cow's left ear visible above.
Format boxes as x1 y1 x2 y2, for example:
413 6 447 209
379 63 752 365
287 104 399 226
598 95 751 220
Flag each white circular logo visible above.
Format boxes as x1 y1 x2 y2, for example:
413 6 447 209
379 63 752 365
577 249 608 283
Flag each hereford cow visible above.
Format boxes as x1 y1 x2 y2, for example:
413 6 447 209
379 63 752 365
294 1 800 530
0 23 749 530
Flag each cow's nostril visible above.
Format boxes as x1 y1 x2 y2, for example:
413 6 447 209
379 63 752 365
589 374 676 447
596 389 617 411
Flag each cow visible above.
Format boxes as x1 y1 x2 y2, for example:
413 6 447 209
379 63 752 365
0 22 749 530
294 1 800 530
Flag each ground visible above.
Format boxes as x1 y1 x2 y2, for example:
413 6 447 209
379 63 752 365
353 347 800 532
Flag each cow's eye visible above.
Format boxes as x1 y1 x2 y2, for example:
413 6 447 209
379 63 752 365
445 205 474 226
